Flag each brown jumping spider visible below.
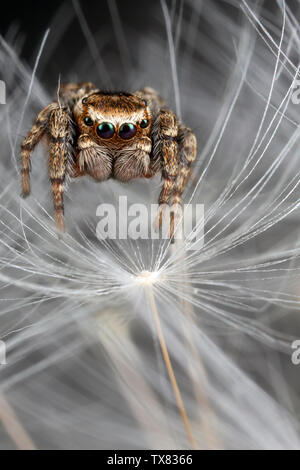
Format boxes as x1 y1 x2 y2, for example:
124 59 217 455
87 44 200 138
21 82 197 235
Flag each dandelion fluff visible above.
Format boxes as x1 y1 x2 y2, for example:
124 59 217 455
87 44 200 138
0 0 299 450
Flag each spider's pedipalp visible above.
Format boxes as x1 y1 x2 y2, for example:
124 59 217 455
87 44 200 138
77 134 112 181
113 136 152 181
21 103 57 196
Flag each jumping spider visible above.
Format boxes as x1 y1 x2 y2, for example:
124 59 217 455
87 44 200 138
21 82 197 235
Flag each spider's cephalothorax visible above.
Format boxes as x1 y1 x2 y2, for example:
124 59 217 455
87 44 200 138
21 82 197 234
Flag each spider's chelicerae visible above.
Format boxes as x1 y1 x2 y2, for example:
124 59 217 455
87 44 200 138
21 82 197 235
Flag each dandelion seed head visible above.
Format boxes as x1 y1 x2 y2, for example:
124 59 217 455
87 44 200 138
135 270 161 286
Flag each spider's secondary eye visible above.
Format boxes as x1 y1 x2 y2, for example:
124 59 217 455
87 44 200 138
140 119 149 129
119 123 137 140
84 117 93 126
97 122 115 139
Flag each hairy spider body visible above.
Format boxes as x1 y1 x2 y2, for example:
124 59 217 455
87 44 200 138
21 83 197 234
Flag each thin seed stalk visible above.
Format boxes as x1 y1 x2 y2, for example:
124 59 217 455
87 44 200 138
0 393 37 450
146 285 198 450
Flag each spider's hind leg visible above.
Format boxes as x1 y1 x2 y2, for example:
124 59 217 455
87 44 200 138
57 81 97 106
48 106 73 232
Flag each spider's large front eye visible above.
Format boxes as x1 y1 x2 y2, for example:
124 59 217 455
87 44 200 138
119 123 137 140
97 122 115 139
84 117 93 126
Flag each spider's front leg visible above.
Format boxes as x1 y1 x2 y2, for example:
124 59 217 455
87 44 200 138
154 109 179 238
172 125 197 206
21 103 72 231
48 107 73 232
153 110 197 240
